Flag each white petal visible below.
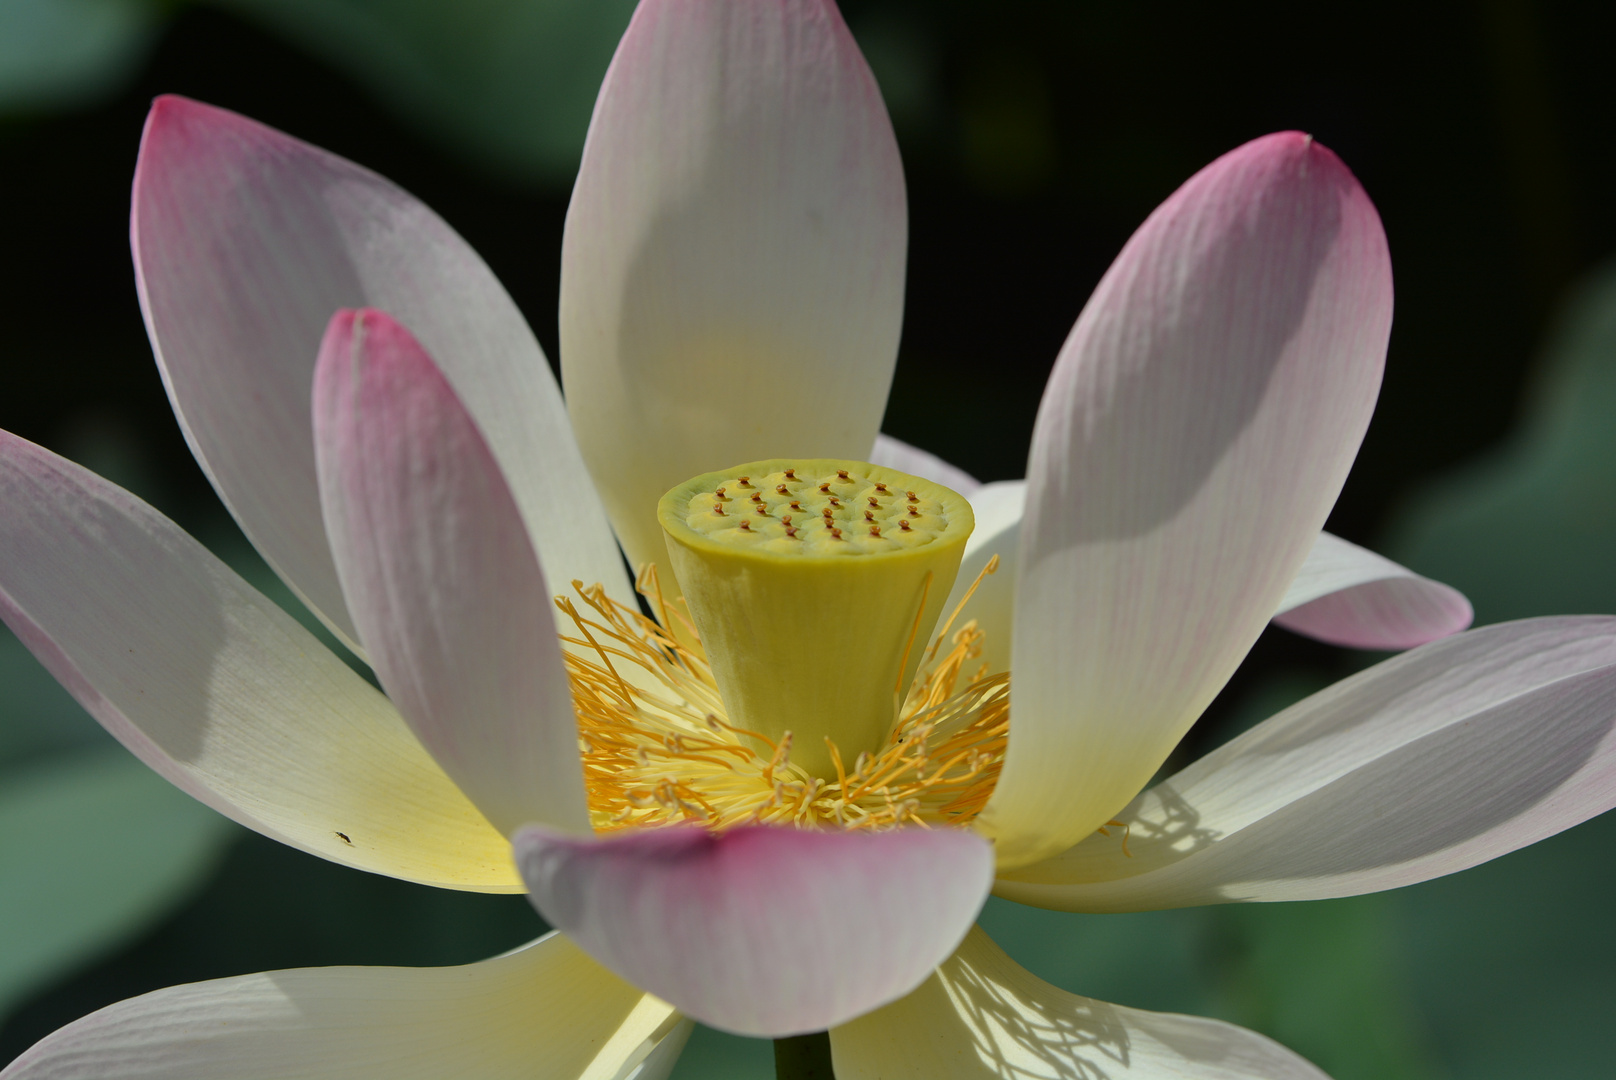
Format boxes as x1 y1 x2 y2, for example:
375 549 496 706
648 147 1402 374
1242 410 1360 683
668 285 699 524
560 0 907 577
1273 531 1472 649
995 617 1616 911
514 824 993 1038
0 429 520 891
0 932 685 1080
984 133 1393 869
871 433 983 495
313 310 588 837
131 96 629 651
831 926 1329 1079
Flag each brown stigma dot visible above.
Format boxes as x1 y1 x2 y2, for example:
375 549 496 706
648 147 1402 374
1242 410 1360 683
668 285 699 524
836 469 850 480
737 476 751 487
899 519 912 531
783 468 797 480
906 491 918 502
776 484 790 495
867 496 880 508
864 510 875 522
739 519 751 530
874 482 889 493
819 482 831 493
869 525 881 537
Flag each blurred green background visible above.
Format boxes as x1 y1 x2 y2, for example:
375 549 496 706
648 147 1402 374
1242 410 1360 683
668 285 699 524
2 0 1615 1077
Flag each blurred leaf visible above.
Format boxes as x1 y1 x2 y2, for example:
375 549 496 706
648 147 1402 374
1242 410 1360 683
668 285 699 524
978 896 1220 1017
0 627 107 766
0 750 235 1019
209 0 637 185
0 0 162 114
1392 809 1616 1080
1216 897 1441 1080
1389 261 1616 623
1380 261 1616 1076
668 1024 773 1080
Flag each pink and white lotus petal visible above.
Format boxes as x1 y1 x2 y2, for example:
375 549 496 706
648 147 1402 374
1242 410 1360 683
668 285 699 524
132 96 628 652
313 310 588 838
560 0 907 576
513 824 994 1038
870 433 984 496
904 424 1468 660
995 617 1616 911
1273 530 1473 649
0 933 688 1080
983 133 1394 869
0 430 517 890
831 926 1327 1079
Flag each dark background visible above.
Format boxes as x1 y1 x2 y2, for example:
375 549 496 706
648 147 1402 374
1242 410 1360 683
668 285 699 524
2 1 1613 1077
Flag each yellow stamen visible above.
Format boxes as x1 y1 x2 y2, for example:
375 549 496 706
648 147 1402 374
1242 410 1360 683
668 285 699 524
561 572 1008 834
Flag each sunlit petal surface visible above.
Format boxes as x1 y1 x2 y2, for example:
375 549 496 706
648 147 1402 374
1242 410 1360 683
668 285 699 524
132 95 628 649
985 133 1393 869
996 617 1616 910
0 429 519 891
560 0 907 576
313 310 588 837
514 824 993 1037
1274 531 1472 649
0 933 689 1079
831 926 1328 1079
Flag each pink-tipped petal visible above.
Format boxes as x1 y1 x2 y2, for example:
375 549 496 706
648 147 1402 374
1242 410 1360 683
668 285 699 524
514 824 994 1037
831 926 1329 1079
0 933 687 1080
996 617 1616 911
313 310 587 838
132 96 629 653
0 430 518 890
1273 531 1473 649
870 434 983 496
985 133 1393 869
561 0 907 577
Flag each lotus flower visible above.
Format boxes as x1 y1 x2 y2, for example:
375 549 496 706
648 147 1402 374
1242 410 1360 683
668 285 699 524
5 1 1616 1078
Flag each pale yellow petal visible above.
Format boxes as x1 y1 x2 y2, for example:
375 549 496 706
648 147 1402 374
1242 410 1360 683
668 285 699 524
832 926 1327 1079
2 932 686 1079
0 431 520 891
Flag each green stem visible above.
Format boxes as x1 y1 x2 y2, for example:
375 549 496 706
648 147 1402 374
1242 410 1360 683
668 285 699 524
774 1032 835 1079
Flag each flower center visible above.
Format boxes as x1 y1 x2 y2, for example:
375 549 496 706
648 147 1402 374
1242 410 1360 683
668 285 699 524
657 459 976 779
559 564 1006 833
558 457 1006 834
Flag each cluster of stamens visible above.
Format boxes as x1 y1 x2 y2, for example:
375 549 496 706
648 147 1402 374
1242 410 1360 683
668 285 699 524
559 564 1010 833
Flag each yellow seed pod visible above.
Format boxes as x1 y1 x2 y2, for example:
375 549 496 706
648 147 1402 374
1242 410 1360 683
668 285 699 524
658 458 974 780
